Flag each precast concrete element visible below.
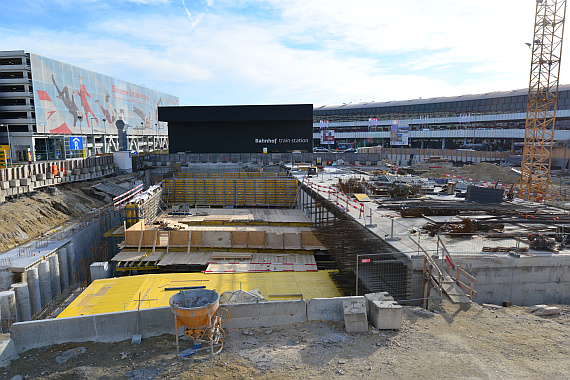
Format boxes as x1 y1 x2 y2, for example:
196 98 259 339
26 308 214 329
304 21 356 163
369 300 402 330
307 296 366 322
0 270 13 292
38 260 53 307
343 298 368 333
11 283 32 322
0 339 19 368
48 255 62 297
57 247 69 289
364 292 394 317
222 300 307 329
0 291 18 329
89 262 111 282
25 267 42 316
67 243 76 283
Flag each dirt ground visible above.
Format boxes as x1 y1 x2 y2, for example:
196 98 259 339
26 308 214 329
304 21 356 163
0 174 136 253
3 301 570 380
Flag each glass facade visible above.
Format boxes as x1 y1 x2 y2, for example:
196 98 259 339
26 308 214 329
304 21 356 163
313 88 570 129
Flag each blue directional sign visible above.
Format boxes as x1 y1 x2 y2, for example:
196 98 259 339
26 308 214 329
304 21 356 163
69 136 83 150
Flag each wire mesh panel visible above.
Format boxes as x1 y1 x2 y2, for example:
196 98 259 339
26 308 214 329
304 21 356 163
356 253 412 301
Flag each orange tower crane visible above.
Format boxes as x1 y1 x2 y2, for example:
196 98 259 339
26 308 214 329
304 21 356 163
519 0 567 201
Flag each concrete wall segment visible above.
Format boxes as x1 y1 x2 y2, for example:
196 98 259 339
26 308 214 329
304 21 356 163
307 296 366 322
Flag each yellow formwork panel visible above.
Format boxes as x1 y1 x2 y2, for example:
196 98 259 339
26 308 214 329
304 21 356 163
57 271 342 318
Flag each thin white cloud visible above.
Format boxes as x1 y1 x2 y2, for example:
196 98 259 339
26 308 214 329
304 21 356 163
1 0 561 106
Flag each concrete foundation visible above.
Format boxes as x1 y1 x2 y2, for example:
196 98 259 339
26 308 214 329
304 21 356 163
343 298 368 333
25 267 41 316
11 283 31 322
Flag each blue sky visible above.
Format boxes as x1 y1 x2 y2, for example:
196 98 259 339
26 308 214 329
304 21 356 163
1 0 549 107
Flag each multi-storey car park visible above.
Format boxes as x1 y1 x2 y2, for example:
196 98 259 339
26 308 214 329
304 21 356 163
313 86 570 152
0 50 178 162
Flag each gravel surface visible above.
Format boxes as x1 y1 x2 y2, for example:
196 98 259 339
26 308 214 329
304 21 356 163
4 301 570 379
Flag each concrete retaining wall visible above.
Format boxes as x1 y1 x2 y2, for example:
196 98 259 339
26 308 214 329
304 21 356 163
222 300 306 329
457 256 570 306
11 300 308 353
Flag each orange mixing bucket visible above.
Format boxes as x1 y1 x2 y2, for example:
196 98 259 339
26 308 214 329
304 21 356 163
169 289 220 331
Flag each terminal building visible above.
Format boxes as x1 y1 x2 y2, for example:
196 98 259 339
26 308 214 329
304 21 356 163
0 50 178 162
313 86 570 152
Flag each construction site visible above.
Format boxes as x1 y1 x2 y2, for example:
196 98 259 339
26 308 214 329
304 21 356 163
0 1 570 379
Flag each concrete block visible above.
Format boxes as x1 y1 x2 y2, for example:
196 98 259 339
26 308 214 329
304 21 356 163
9 179 20 188
307 296 366 322
88 167 95 173
354 161 360 166
343 299 368 333
36 173 46 181
95 166 101 171
90 262 112 282
529 305 562 316
46 172 54 179
30 175 37 182
364 292 394 317
46 179 53 185
0 339 19 368
80 168 89 174
0 182 9 190
72 169 81 175
36 180 45 187
370 300 402 330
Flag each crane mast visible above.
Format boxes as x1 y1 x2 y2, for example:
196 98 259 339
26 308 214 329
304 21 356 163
519 0 567 201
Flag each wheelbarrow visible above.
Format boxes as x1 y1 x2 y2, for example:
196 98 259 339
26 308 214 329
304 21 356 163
169 289 229 358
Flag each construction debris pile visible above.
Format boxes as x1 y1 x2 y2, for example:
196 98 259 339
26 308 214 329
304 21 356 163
422 217 505 236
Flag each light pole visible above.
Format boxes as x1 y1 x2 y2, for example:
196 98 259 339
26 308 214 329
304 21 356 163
141 122 144 152
155 123 158 151
90 117 98 156
102 118 107 153
0 123 12 167
77 113 84 157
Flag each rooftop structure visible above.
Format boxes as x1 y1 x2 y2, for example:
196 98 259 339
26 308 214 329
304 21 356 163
311 86 570 153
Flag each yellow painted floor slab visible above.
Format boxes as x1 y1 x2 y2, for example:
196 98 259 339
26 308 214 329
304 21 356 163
58 271 343 318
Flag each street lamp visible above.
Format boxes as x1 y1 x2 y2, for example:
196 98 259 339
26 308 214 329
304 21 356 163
154 123 158 151
90 117 98 156
77 113 84 157
0 123 12 167
102 118 107 153
141 122 144 152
